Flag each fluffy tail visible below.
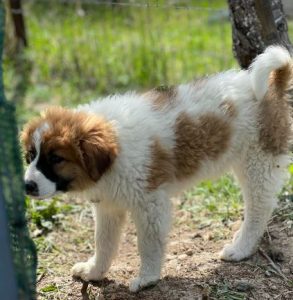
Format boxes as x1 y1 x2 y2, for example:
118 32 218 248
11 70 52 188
249 45 292 101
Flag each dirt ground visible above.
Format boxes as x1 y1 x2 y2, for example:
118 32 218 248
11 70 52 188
37 197 293 300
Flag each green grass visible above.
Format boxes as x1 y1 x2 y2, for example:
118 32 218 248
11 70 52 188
210 282 247 300
4 0 234 122
182 175 242 225
3 0 292 226
25 196 78 252
25 197 73 232
181 165 293 229
40 284 58 293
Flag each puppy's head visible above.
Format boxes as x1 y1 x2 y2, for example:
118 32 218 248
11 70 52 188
21 107 118 199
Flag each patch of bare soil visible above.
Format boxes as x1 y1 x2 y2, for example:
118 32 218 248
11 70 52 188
37 198 293 300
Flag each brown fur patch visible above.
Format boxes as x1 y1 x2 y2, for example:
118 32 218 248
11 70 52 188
147 139 175 191
47 145 96 191
54 157 93 191
144 85 177 110
174 112 231 179
146 112 231 190
21 107 119 191
269 65 292 94
259 65 292 155
21 118 45 151
219 100 237 118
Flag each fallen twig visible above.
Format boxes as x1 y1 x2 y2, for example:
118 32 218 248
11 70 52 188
258 247 288 281
81 281 90 300
36 271 46 283
266 227 272 244
268 206 291 224
274 290 293 299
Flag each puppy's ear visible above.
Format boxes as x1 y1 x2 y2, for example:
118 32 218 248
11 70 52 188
79 118 118 182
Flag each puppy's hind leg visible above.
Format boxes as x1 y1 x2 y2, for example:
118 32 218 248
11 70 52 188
220 148 289 261
72 203 126 281
130 191 172 292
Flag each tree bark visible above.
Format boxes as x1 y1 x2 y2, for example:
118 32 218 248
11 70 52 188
228 0 292 69
9 0 27 48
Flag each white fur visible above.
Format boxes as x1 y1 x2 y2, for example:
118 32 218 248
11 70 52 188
24 123 57 199
29 47 292 291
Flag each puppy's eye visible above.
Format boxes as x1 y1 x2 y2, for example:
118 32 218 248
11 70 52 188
49 153 64 164
25 149 36 164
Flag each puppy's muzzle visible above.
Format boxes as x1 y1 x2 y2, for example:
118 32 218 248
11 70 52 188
25 180 39 197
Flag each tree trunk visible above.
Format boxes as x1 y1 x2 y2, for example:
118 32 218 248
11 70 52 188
9 0 27 49
228 0 292 69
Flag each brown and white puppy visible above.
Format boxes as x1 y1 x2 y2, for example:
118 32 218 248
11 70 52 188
22 108 118 198
21 46 292 292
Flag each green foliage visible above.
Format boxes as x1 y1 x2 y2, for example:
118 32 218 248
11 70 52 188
4 0 234 123
182 175 242 224
183 164 293 226
25 197 73 232
40 284 57 293
210 283 247 300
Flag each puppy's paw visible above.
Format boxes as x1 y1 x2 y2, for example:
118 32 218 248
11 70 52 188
129 275 159 292
219 243 254 261
71 259 104 282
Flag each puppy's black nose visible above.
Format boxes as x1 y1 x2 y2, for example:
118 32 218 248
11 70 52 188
25 180 38 196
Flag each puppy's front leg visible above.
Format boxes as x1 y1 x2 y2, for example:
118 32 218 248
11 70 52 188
130 194 172 292
72 203 126 281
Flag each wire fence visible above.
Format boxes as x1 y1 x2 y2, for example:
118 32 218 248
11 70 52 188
1 4 37 299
